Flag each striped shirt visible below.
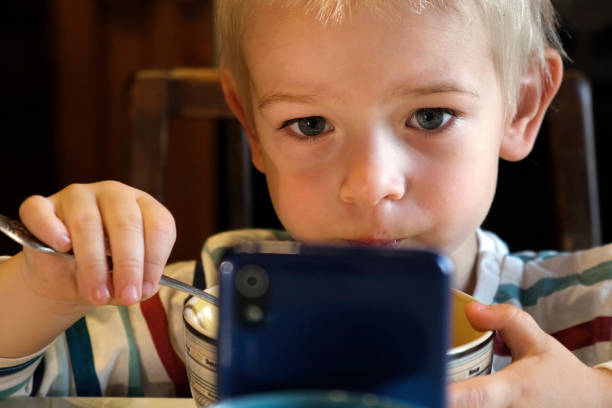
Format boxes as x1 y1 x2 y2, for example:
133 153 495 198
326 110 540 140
0 229 288 398
1 228 611 397
472 229 612 372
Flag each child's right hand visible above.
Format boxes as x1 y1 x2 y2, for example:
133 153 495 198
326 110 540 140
16 181 176 308
449 303 612 407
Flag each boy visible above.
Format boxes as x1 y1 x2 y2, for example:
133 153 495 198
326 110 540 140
1 0 612 406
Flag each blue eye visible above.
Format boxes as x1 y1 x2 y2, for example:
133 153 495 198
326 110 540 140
408 108 455 130
283 116 333 138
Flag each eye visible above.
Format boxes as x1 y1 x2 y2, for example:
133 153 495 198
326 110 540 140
282 116 333 138
407 108 455 131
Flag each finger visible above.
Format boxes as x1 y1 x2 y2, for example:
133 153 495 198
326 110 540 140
97 183 144 305
465 302 548 357
19 195 72 252
137 193 176 299
449 370 515 408
57 184 111 305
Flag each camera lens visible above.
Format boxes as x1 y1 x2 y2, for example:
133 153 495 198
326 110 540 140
235 265 269 298
243 304 264 323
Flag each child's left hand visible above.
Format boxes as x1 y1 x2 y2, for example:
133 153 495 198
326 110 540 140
449 303 612 407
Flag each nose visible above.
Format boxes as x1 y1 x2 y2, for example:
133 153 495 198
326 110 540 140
339 127 406 206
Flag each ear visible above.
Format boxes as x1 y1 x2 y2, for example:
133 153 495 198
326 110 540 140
500 48 564 161
219 69 266 172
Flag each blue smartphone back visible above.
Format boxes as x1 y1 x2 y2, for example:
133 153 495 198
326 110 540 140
217 242 451 408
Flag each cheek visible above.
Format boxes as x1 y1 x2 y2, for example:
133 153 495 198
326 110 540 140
262 157 338 239
441 159 498 217
425 138 500 242
405 123 499 244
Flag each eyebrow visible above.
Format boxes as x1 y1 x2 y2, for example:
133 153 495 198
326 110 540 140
390 81 480 99
257 92 320 110
257 81 479 110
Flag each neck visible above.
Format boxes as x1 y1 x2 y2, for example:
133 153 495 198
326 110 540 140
449 232 479 295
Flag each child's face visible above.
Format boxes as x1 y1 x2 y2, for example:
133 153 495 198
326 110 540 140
239 4 507 258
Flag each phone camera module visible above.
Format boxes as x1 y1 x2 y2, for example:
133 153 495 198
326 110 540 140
243 304 264 324
235 265 269 298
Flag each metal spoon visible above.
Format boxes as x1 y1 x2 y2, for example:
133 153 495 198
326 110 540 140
0 214 217 305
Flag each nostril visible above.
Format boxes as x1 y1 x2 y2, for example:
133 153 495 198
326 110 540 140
339 175 405 206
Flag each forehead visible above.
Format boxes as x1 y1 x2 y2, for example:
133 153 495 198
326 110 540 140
242 3 493 106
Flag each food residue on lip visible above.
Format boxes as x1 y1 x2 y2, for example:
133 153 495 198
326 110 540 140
347 239 399 248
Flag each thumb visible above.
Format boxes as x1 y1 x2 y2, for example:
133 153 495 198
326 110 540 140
465 302 547 358
449 370 515 408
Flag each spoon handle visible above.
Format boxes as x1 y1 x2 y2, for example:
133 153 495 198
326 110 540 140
159 275 217 304
0 214 217 305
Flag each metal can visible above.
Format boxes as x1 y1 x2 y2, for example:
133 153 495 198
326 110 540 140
446 289 494 382
183 286 219 407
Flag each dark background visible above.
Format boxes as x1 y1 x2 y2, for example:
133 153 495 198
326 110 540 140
1 0 610 260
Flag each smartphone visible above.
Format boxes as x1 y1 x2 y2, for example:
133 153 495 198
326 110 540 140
217 240 451 408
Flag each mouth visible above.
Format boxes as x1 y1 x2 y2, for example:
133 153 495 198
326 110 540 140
344 236 428 249
346 239 401 248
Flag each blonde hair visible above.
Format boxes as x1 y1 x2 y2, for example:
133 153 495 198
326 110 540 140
215 0 565 119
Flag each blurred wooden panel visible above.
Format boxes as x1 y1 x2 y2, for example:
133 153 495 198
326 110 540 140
48 0 217 261
50 0 215 184
49 0 102 184
165 118 219 262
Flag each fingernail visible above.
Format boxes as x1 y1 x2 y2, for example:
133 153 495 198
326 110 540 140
142 282 156 298
470 302 489 311
56 234 71 250
93 284 110 303
121 285 139 303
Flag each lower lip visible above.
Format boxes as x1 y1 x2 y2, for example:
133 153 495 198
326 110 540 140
347 240 399 248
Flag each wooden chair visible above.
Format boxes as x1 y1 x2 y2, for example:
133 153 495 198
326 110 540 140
123 68 601 254
546 70 601 250
123 68 265 261
484 69 601 251
123 68 251 229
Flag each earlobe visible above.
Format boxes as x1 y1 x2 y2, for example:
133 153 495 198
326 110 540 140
219 69 266 172
500 48 564 161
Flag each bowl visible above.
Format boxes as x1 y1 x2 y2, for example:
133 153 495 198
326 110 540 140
447 289 494 382
184 286 220 406
183 288 493 407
